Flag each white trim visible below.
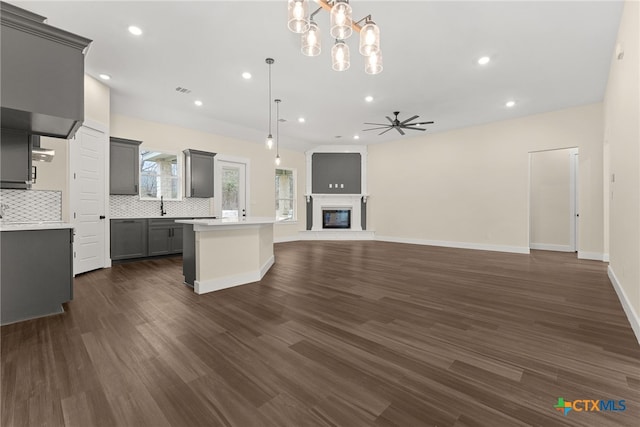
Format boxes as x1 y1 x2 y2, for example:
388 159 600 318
376 235 530 254
81 118 108 133
603 253 610 262
274 235 300 243
577 251 607 261
608 265 640 345
569 148 579 252
529 243 574 252
194 255 274 295
299 230 375 240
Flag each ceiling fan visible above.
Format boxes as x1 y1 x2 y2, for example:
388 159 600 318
363 111 434 135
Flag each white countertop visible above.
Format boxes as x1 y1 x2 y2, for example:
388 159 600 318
0 221 74 232
175 217 276 230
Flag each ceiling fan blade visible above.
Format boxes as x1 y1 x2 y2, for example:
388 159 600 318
364 122 389 126
400 126 426 131
379 127 394 135
385 116 394 124
412 121 434 125
396 127 405 136
400 115 419 125
363 126 390 131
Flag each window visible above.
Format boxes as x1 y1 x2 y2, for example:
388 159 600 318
140 150 181 200
275 168 296 221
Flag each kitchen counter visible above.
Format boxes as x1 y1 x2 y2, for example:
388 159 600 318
177 217 276 294
0 221 74 232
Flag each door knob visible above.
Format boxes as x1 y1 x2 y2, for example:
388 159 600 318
99 215 106 219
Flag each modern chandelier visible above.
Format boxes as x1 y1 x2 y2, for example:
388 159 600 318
287 0 383 74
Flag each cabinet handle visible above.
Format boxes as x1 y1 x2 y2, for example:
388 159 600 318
134 184 138 193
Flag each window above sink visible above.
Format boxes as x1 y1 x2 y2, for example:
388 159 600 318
139 149 182 200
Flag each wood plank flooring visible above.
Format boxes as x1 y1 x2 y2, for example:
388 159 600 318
2 241 639 426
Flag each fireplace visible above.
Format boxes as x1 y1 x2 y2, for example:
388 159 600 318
323 209 351 229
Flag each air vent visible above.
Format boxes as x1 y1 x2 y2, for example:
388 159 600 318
175 86 192 94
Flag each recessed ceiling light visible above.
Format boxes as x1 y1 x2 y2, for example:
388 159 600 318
365 95 374 102
478 56 490 65
506 100 516 107
99 73 111 80
242 72 252 80
128 25 143 36
298 117 305 123
354 135 360 140
194 100 203 106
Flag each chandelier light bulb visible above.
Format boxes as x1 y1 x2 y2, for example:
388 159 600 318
359 19 380 56
275 155 281 166
330 0 352 39
302 20 321 56
332 40 350 71
266 135 274 150
288 0 309 34
365 50 383 75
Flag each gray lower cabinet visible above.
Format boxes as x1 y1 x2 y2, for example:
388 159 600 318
1 228 73 325
110 219 147 260
110 137 141 195
148 218 183 256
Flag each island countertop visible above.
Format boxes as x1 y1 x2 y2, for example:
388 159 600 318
175 217 275 230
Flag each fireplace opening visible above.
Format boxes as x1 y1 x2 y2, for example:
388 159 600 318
322 209 351 229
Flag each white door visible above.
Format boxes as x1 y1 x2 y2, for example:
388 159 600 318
216 160 247 219
70 125 107 275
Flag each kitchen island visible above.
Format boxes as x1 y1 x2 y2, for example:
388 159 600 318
175 217 275 294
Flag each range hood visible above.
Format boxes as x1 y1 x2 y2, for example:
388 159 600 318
32 138 54 162
0 2 92 139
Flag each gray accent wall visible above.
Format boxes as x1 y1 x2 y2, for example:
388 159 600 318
311 153 361 194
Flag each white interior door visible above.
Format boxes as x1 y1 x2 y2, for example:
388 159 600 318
216 159 247 219
70 125 107 275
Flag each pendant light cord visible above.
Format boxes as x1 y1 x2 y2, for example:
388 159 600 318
275 99 280 156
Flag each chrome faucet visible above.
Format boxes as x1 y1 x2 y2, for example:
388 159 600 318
160 196 167 216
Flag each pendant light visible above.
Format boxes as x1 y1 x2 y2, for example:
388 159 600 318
288 0 309 34
274 99 282 166
265 58 274 150
330 0 352 40
332 39 350 71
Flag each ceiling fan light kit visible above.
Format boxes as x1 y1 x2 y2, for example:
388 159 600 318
287 0 383 74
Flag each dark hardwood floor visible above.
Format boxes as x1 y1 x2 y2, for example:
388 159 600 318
2 241 639 426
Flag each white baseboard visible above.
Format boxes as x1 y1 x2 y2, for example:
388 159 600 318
529 243 573 252
607 266 640 345
578 251 607 261
375 235 530 254
194 255 275 295
274 236 300 243
603 253 610 262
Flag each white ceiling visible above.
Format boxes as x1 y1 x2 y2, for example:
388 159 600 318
14 1 623 152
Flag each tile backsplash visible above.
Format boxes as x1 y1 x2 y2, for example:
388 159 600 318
0 189 62 222
110 195 212 218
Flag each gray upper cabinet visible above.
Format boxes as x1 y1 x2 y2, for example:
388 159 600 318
312 153 361 194
184 149 216 198
0 2 92 139
0 129 34 189
110 137 141 195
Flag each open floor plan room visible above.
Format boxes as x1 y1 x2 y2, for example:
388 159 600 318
2 242 638 426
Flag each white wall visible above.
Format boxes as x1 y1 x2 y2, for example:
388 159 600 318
109 114 306 240
368 103 604 255
603 0 640 339
530 149 572 251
